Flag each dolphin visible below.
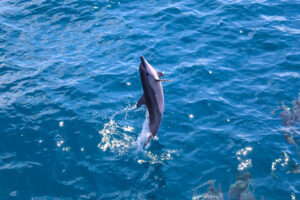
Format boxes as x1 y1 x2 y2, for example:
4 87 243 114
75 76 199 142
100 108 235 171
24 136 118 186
136 56 168 144
192 180 223 200
228 171 255 200
287 163 300 174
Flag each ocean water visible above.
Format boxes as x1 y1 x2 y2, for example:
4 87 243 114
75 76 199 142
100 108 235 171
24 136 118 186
0 0 300 199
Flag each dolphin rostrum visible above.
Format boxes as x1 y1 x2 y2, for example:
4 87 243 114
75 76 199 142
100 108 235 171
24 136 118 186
136 56 168 144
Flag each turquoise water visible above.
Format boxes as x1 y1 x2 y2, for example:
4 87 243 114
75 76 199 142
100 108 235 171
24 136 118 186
0 0 300 199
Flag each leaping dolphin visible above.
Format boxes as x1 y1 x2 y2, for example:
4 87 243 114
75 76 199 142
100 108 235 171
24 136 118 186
136 56 169 144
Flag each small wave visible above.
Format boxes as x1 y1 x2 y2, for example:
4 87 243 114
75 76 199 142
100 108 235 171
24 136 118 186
261 15 286 22
0 161 42 170
274 25 300 34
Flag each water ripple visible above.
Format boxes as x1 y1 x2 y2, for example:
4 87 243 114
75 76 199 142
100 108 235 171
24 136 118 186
0 0 299 199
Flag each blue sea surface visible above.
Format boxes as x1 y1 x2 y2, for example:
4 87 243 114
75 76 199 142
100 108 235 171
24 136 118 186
0 0 300 199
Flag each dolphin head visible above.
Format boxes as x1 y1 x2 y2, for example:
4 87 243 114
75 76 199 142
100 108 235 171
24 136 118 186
139 56 159 81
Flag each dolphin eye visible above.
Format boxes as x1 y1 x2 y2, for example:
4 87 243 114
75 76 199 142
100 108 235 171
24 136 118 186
146 73 149 76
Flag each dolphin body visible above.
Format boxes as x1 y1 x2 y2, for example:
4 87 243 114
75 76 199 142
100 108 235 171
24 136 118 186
192 180 223 200
136 56 168 144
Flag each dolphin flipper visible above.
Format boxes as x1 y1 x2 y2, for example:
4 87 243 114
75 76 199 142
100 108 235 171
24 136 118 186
157 72 164 77
137 95 146 108
156 79 170 82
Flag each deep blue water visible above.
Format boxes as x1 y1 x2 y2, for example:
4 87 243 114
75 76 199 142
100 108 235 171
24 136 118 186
0 0 300 199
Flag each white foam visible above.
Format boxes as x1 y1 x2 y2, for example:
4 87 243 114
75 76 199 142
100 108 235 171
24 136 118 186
97 104 180 165
98 105 136 155
236 146 253 171
135 112 152 151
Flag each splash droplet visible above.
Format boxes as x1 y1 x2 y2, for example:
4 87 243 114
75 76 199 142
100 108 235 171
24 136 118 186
57 140 64 147
62 147 70 151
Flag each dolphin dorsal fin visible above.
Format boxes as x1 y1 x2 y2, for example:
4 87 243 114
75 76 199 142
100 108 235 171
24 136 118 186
136 95 146 108
157 72 164 77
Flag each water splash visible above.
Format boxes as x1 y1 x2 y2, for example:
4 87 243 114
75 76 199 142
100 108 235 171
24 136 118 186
236 147 253 171
271 152 289 178
135 112 152 151
137 149 179 165
291 193 296 200
98 104 179 164
134 112 180 164
97 105 136 155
